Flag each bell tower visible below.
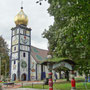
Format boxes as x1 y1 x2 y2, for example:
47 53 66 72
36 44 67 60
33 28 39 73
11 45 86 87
10 5 31 81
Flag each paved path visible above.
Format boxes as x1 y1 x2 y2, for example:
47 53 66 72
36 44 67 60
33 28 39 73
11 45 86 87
3 88 48 90
2 82 48 90
1 81 48 90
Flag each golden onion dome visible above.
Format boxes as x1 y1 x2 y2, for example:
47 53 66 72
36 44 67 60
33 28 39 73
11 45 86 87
14 7 28 26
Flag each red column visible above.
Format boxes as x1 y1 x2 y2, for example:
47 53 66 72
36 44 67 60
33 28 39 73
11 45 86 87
48 72 53 90
71 71 76 90
71 78 76 88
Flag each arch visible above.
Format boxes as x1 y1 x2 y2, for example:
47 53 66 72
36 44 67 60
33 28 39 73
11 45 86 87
12 73 16 81
21 73 27 81
53 60 75 70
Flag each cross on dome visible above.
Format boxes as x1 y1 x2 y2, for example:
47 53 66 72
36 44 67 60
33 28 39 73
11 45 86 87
21 0 23 9
14 1 28 26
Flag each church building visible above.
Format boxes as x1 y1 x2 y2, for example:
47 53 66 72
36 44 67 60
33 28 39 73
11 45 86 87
10 6 50 81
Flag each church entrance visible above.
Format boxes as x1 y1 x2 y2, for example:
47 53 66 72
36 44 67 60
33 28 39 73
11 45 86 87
21 73 27 81
12 74 16 81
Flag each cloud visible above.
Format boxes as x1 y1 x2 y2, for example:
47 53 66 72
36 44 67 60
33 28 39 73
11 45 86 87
31 39 48 50
0 0 54 50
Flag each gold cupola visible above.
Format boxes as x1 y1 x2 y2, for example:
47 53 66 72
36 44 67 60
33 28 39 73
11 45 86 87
14 7 28 26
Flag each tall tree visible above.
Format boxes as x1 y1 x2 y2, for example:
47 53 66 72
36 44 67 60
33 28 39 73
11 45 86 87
0 36 9 77
42 0 90 75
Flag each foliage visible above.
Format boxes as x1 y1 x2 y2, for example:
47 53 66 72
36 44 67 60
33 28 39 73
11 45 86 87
36 0 47 5
42 0 90 75
0 36 9 77
40 57 70 63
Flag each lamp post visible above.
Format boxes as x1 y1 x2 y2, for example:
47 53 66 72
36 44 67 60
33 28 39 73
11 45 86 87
47 55 53 90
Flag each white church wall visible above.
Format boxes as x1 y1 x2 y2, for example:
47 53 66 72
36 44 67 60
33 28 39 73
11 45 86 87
30 56 37 80
20 45 29 51
12 53 18 60
12 29 19 36
20 51 29 80
45 66 48 78
20 51 28 72
37 64 41 80
20 35 29 45
20 29 23 34
12 35 19 45
20 51 28 60
20 29 30 36
11 60 18 80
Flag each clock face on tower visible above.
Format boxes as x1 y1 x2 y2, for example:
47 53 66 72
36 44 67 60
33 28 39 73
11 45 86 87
20 35 29 45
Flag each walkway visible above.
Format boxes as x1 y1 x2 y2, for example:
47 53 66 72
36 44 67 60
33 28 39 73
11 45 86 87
3 88 48 90
1 81 48 90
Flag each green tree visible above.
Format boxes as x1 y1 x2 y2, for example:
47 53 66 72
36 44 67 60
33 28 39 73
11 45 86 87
42 0 90 75
0 36 9 77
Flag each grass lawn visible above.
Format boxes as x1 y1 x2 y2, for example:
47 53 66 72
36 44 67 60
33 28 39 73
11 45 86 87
75 77 85 82
22 82 90 90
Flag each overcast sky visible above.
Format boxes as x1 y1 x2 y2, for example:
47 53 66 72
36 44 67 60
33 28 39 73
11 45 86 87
0 0 54 50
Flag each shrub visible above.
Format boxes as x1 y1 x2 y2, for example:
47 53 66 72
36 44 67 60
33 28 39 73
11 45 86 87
0 85 2 90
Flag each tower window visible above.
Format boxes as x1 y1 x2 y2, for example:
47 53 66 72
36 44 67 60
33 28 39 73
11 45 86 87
14 30 17 35
14 61 16 64
23 52 26 57
14 47 16 51
23 30 26 35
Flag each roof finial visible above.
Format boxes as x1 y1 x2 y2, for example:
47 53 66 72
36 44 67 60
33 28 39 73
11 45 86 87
21 0 23 9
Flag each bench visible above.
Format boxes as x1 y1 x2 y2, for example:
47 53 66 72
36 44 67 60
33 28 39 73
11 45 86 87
3 82 14 87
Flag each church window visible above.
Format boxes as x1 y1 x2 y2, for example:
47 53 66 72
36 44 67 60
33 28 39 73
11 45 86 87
23 52 26 57
14 47 16 51
26 31 30 36
23 30 26 35
14 61 16 64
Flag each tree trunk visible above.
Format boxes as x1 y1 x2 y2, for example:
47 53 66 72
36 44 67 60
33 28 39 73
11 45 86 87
65 71 69 81
59 71 62 79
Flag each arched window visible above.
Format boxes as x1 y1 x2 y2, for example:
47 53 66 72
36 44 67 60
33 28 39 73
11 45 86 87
23 52 26 57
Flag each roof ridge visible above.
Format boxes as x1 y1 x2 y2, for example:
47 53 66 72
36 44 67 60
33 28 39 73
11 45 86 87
31 45 48 51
